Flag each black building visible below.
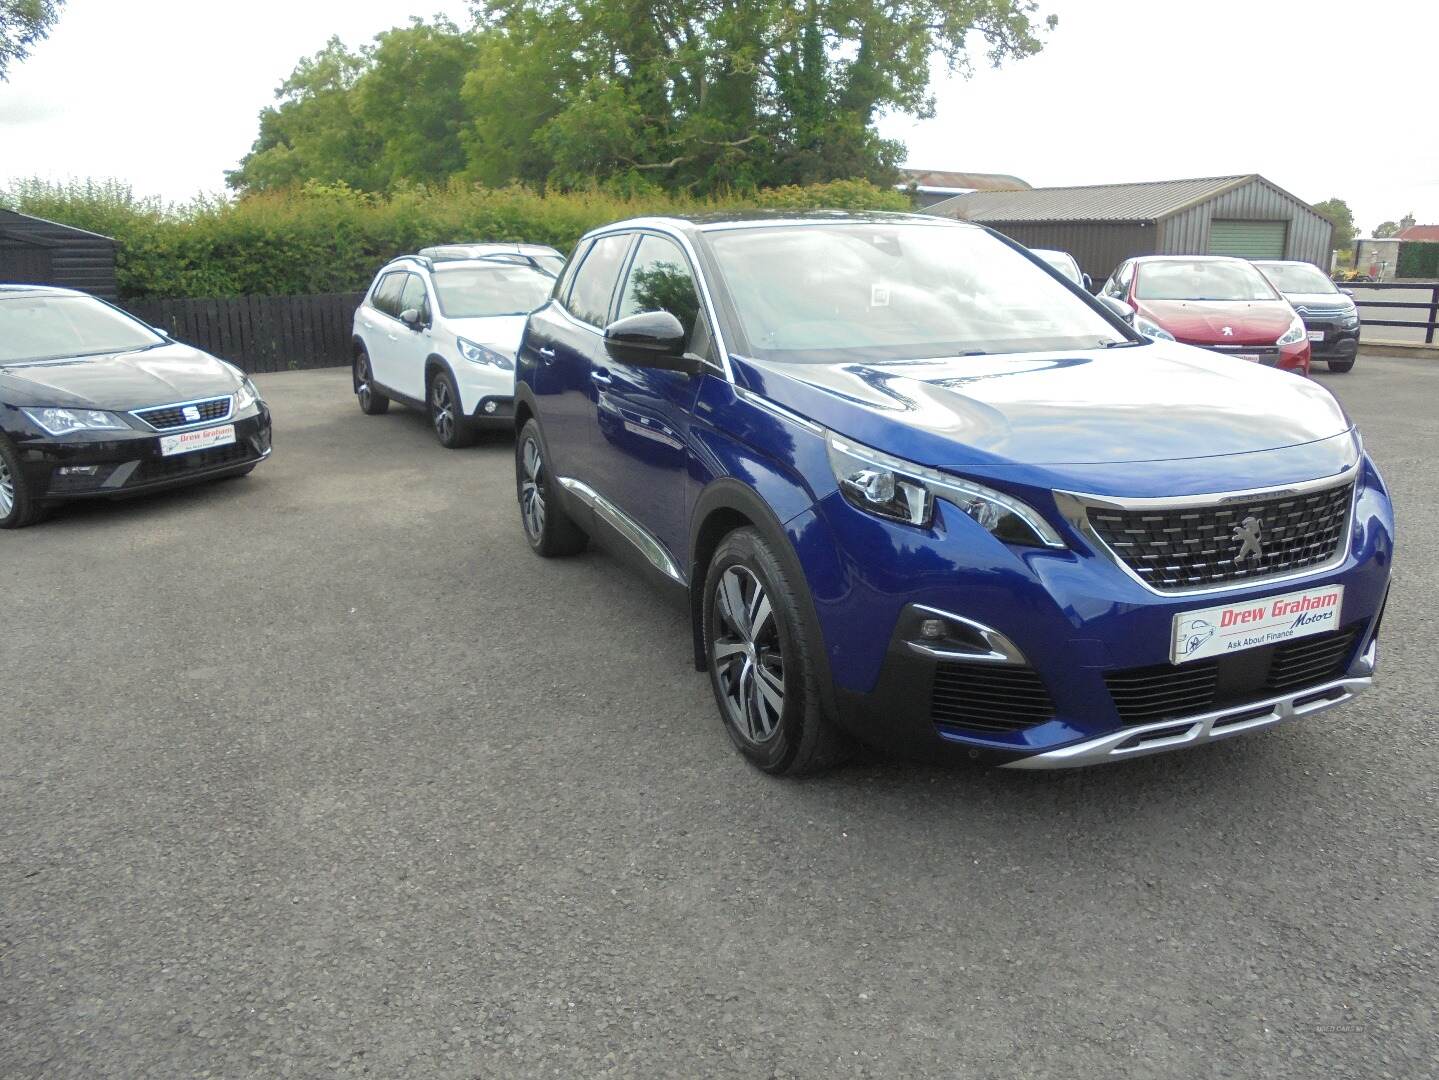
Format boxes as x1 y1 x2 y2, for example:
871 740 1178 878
0 209 118 299
926 175 1334 284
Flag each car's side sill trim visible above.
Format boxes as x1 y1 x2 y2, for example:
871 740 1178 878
556 476 687 585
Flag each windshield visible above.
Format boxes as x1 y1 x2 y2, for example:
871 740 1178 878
431 265 554 318
1034 250 1082 285
0 294 163 365
1257 262 1338 295
703 223 1126 362
1135 260 1280 302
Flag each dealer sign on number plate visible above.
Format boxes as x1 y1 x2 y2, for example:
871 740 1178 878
159 423 236 457
1171 584 1344 664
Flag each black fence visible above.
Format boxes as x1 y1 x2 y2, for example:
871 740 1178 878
124 293 365 374
1346 281 1439 345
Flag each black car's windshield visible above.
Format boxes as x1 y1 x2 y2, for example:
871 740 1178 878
1034 249 1082 285
0 294 163 365
1257 262 1339 295
1135 260 1280 302
432 265 554 318
703 223 1126 362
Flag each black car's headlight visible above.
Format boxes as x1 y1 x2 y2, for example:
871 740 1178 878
234 377 262 411
21 407 129 436
825 431 1065 548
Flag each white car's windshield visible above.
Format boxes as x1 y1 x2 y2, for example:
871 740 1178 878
1258 262 1339 295
0 294 163 365
703 223 1126 362
1135 260 1280 302
431 266 554 318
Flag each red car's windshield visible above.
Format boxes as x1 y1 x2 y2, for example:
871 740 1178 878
1135 260 1280 303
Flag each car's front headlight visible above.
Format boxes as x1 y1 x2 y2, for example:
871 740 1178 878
21 407 130 437
1343 311 1361 328
457 337 514 370
1132 314 1175 342
1277 314 1307 345
233 377 262 411
825 432 1065 548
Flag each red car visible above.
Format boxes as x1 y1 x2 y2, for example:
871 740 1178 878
1099 255 1311 375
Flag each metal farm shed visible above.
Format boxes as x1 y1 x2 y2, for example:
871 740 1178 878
926 175 1334 283
0 209 118 299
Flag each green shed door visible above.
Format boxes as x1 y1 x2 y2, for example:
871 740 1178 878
1207 220 1287 259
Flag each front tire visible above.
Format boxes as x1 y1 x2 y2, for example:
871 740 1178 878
0 434 43 529
355 349 390 415
1327 357 1356 373
429 368 474 449
703 527 849 775
516 419 586 556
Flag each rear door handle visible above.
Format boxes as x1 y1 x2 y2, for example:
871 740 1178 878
590 368 612 387
536 346 557 360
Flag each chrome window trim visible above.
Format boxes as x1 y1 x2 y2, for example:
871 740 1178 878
1003 670 1373 770
733 386 823 434
556 476 686 585
1054 460 1360 598
130 394 235 433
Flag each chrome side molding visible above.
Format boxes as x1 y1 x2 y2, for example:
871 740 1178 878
1004 673 1373 770
556 477 687 585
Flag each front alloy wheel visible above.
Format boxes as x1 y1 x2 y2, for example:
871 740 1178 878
710 566 786 742
429 370 473 448
0 434 41 528
518 435 547 541
514 419 586 556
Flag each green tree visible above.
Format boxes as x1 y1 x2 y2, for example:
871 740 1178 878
1312 197 1355 251
0 0 65 79
1373 220 1399 239
227 37 380 192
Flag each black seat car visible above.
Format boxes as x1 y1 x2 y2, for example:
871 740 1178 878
1254 260 1362 373
0 285 271 528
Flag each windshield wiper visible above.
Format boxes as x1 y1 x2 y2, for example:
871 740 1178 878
1104 339 1143 348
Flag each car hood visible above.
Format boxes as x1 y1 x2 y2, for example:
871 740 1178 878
0 343 242 410
447 315 527 356
1136 298 1294 346
1282 291 1356 312
730 343 1351 471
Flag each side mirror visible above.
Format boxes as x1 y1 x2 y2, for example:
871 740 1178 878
603 311 700 374
1096 295 1135 324
400 308 422 329
151 325 171 339
1340 288 1355 297
1082 273 1094 292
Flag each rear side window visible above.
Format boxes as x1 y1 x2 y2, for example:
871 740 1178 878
371 272 407 317
399 274 430 321
566 234 632 328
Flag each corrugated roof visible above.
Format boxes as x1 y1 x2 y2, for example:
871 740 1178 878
1396 224 1439 243
926 175 1256 223
899 169 1030 192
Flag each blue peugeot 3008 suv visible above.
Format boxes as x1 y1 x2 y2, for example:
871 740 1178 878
513 213 1393 775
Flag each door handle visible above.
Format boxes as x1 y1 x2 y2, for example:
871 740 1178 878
590 368 613 387
536 346 557 360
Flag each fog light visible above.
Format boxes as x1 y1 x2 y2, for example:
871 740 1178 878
58 465 99 476
483 400 497 415
919 618 947 640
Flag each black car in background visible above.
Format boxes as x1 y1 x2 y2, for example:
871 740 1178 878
0 286 271 528
1254 260 1361 373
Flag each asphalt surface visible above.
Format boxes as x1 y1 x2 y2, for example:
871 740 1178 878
2 355 1435 1079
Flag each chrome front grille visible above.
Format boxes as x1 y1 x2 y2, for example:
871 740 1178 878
133 396 233 431
1078 479 1354 593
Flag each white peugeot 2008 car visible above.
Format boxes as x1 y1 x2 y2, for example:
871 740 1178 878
351 255 555 447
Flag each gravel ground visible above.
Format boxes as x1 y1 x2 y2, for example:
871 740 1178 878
1 355 1435 1079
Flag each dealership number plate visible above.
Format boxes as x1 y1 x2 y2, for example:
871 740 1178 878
1307 330 1326 342
1171 584 1344 664
159 423 236 457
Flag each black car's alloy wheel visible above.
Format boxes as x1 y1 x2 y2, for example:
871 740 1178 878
354 350 389 415
0 434 41 529
430 369 473 448
703 527 849 775
515 419 586 556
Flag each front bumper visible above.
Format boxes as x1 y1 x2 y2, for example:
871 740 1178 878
14 405 272 502
803 454 1393 768
1303 320 1361 360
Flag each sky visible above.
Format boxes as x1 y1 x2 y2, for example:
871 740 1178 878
2 0 1436 232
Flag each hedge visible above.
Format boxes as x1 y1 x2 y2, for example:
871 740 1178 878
1 178 912 300
1397 241 1439 279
